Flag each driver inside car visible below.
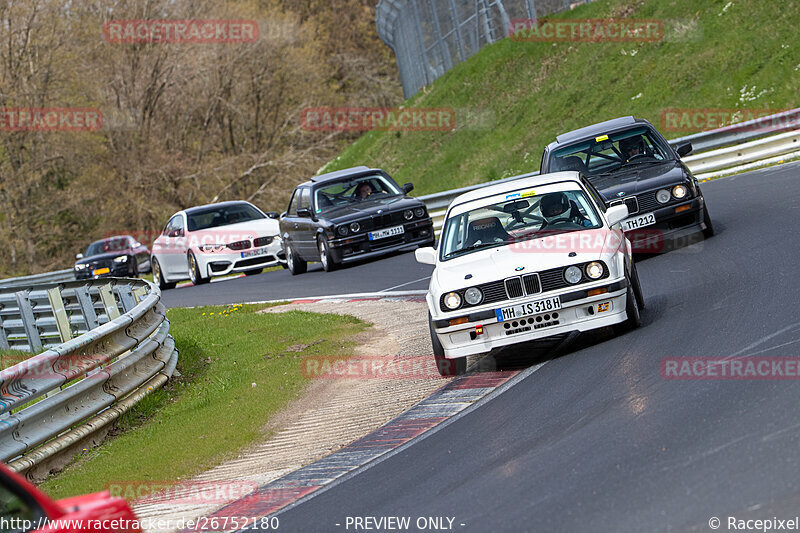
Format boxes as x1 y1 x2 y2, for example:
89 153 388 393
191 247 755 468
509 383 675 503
619 135 646 161
539 192 591 228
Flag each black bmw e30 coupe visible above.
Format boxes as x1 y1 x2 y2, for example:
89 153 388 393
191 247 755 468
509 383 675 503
279 166 435 274
540 116 714 252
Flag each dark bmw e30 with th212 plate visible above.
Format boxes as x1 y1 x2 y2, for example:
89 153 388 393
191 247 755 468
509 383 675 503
279 166 435 274
540 116 714 252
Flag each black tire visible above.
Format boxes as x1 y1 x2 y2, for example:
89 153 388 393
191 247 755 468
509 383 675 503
631 262 645 311
187 251 210 285
286 243 307 275
152 258 176 290
702 205 715 238
614 278 642 334
317 235 338 272
244 268 263 276
429 313 467 377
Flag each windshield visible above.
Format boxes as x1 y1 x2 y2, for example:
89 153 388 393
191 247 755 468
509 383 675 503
187 203 265 231
86 237 129 256
549 127 673 177
314 174 402 213
440 189 603 260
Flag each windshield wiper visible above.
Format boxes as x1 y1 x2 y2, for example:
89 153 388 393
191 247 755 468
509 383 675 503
445 240 508 258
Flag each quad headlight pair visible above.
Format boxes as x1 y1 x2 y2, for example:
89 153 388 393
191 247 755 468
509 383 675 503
403 207 427 220
443 286 483 310
337 222 362 236
656 184 689 204
564 261 604 284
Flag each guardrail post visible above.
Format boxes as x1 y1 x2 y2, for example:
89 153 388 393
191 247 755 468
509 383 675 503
97 284 120 320
46 287 73 344
0 310 9 350
74 286 99 330
14 290 42 352
116 285 137 313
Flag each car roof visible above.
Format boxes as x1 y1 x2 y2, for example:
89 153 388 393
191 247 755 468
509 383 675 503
183 200 254 215
90 235 130 245
296 166 383 188
546 116 655 152
451 171 584 205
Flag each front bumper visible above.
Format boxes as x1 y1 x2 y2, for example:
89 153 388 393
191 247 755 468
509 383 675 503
626 196 707 253
74 262 131 280
198 241 286 277
329 219 434 263
431 277 628 358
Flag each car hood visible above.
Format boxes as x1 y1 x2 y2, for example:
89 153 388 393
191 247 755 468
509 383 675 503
193 217 280 237
587 160 689 200
434 232 613 291
75 251 131 265
318 196 423 222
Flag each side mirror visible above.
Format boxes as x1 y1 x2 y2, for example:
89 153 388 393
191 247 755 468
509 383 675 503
402 182 414 194
296 208 313 219
675 141 693 158
266 211 280 219
415 247 437 265
75 253 84 260
605 204 629 227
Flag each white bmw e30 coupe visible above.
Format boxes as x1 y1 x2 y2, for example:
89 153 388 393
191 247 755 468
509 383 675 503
415 171 645 376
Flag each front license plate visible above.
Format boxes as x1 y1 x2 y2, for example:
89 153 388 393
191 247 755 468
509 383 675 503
369 225 405 241
496 296 562 322
92 267 110 276
241 247 270 259
622 212 656 231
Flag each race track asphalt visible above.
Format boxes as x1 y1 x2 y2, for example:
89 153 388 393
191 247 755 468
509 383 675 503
265 161 800 532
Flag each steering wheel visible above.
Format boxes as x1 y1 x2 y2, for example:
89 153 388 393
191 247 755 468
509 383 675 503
506 213 546 231
627 153 648 161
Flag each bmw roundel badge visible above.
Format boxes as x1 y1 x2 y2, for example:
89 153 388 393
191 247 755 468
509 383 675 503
515 266 525 271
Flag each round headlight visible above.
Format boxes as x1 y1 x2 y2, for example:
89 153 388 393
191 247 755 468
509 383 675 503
672 184 688 199
656 189 671 204
443 291 462 310
337 226 349 236
349 222 361 233
414 207 426 218
404 209 414 220
564 265 582 284
585 261 604 279
464 287 483 305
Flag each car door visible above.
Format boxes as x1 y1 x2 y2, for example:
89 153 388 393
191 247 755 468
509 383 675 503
160 214 188 277
294 188 316 258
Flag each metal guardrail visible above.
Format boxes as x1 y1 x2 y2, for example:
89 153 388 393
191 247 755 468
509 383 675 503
0 278 177 475
418 110 800 234
0 269 74 290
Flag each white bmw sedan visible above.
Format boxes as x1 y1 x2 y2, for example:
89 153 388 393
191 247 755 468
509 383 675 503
151 201 285 289
415 171 645 376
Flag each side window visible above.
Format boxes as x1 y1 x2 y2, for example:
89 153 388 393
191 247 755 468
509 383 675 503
174 215 185 233
297 188 311 211
0 475 45 529
164 215 184 237
287 190 298 216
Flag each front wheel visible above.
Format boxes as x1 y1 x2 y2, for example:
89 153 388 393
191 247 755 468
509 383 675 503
614 279 642 334
429 313 466 377
702 205 715 238
286 243 307 275
188 251 210 285
317 235 338 272
152 258 176 290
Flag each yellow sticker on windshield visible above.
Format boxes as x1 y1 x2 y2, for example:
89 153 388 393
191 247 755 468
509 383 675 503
595 134 609 142
521 190 536 198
